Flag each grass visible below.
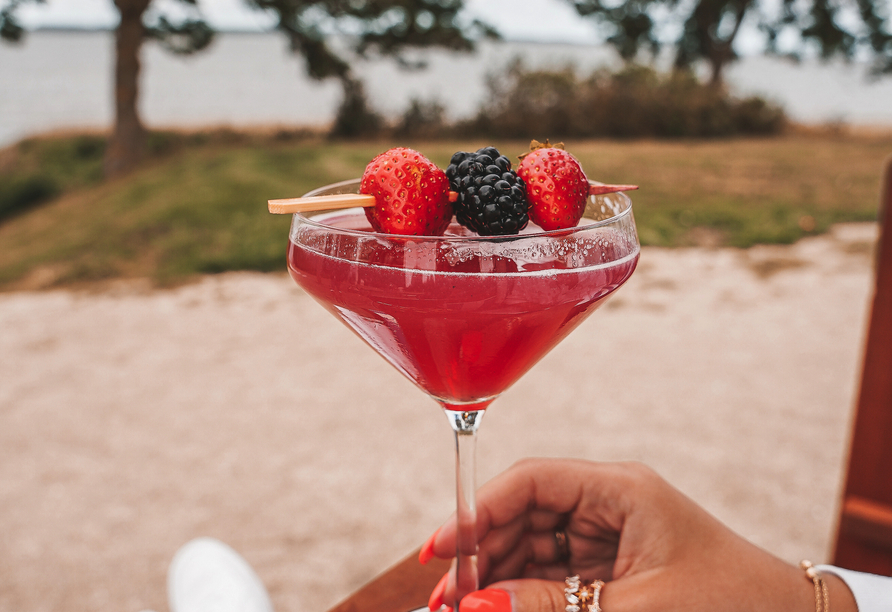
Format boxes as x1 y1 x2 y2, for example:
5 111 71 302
568 135 889 247
0 130 889 290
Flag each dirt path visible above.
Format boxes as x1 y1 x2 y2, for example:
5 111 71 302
0 224 878 612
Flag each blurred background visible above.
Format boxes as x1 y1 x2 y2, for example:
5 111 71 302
0 1 891 611
1 0 891 283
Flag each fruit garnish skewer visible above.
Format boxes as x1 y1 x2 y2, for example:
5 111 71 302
267 183 637 214
590 183 639 195
268 193 375 214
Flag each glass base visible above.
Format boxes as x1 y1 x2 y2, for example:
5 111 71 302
437 396 497 412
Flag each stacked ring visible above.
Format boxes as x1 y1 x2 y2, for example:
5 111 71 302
565 575 605 612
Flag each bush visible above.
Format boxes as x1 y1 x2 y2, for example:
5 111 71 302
0 174 60 222
463 61 787 139
464 60 579 138
329 78 384 139
394 98 448 139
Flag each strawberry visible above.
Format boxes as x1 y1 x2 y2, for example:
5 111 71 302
360 147 452 236
516 140 589 231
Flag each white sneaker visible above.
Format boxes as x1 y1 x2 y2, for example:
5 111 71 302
168 538 274 612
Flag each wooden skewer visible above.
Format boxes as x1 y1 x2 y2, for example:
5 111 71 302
268 193 376 214
268 185 638 214
590 184 639 195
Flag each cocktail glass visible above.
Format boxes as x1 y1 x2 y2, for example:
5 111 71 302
285 178 639 608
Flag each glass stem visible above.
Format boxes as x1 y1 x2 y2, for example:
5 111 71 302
445 408 484 609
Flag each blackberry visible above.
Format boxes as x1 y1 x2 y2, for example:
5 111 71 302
445 146 530 236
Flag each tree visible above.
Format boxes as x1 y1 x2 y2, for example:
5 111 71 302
1 0 212 177
0 0 27 41
568 0 892 85
246 0 497 136
105 0 213 176
2 0 495 174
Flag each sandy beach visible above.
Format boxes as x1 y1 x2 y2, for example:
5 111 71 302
0 223 879 612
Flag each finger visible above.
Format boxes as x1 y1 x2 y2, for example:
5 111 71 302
439 529 571 606
427 561 457 612
476 460 586 533
439 522 580 604
475 516 527 579
456 579 574 612
521 558 617 583
476 513 565 575
420 527 442 565
434 459 627 561
526 509 569 532
430 507 565 565
479 508 622 581
483 529 573 584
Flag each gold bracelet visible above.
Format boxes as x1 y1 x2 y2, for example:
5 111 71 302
800 560 829 612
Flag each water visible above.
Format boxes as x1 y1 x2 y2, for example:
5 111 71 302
2 30 892 147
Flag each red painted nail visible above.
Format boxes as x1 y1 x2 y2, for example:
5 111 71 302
428 572 448 611
459 589 511 612
419 527 441 565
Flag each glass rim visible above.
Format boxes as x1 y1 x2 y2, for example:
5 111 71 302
294 178 634 242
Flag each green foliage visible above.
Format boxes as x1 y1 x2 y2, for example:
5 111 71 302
394 98 448 139
0 174 59 221
247 0 497 83
465 62 786 139
0 0 31 42
0 135 106 213
0 134 108 222
146 15 214 55
249 0 498 143
568 0 892 82
329 78 385 139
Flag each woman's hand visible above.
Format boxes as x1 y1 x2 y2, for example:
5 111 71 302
422 458 856 612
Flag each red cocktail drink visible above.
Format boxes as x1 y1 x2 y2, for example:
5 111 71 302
288 211 638 410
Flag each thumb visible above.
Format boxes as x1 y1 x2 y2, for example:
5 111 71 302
457 579 571 612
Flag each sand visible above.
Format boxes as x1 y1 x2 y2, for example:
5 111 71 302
0 223 879 612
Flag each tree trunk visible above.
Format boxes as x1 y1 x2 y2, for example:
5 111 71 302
706 0 750 87
104 0 151 178
708 56 724 87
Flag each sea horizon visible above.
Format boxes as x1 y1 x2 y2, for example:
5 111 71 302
3 30 892 148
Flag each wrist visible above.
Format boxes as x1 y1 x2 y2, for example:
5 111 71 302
822 572 858 612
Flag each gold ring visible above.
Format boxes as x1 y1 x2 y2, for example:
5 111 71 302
554 529 570 563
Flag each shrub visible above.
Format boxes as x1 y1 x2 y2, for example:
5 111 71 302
464 60 579 138
465 62 787 139
329 78 384 139
394 98 448 139
0 174 60 222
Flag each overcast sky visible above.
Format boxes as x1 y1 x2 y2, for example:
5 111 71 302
14 0 609 44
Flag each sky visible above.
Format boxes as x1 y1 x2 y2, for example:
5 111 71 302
14 0 607 44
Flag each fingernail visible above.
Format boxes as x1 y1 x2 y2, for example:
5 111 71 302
428 572 448 611
459 589 511 612
419 527 441 565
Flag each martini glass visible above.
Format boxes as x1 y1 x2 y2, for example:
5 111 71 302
285 178 639 608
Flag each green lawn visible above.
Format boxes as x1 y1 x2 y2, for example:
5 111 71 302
0 131 888 290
